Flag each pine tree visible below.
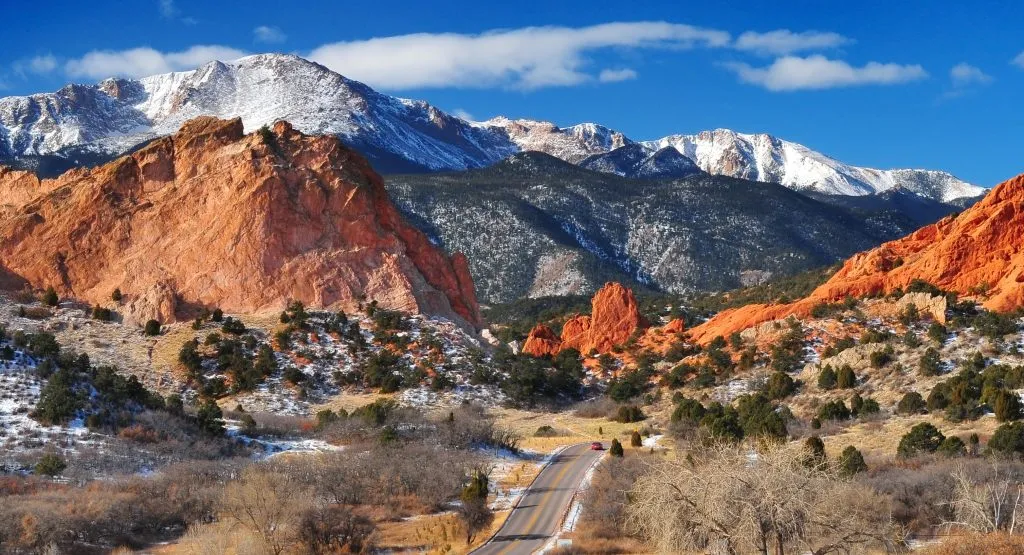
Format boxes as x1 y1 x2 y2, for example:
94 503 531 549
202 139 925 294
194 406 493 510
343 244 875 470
838 446 867 476
609 438 624 457
630 430 642 447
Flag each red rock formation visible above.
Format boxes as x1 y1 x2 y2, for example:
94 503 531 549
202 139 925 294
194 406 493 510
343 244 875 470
559 315 592 352
691 173 1024 343
0 117 481 328
522 282 645 357
521 324 562 357
578 282 644 353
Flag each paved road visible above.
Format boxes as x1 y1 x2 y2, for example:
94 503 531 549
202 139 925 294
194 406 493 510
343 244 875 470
473 442 604 555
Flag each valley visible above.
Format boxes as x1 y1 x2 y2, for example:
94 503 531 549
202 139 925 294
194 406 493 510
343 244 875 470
0 42 1018 555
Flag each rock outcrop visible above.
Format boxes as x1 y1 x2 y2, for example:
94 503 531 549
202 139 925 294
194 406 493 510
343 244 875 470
521 324 562 357
0 116 481 328
691 173 1024 343
522 282 645 356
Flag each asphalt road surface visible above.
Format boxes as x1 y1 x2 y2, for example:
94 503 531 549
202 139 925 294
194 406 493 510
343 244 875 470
472 442 604 555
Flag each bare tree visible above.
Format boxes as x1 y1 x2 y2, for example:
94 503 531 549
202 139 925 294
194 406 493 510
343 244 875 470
946 461 1024 534
626 442 903 555
219 467 312 555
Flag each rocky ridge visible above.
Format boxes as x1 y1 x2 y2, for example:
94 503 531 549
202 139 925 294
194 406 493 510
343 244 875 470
690 173 1024 343
0 116 481 328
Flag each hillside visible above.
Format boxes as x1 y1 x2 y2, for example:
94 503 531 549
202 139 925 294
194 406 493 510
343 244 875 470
691 172 1024 343
386 152 965 304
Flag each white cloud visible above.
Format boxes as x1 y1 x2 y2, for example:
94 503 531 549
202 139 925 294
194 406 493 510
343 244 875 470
254 25 287 44
727 55 927 91
65 45 248 79
13 54 58 75
1013 51 1024 68
734 30 850 55
598 68 637 82
950 62 992 86
308 22 730 90
159 0 177 18
451 108 475 121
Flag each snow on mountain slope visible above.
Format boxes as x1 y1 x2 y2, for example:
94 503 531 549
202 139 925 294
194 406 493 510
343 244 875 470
643 129 984 202
0 53 982 201
481 117 630 163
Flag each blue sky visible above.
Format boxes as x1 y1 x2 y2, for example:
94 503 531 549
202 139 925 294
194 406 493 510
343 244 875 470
2 0 1022 185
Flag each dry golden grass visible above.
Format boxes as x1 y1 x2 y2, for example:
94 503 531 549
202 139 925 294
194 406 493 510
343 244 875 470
918 531 1024 554
376 508 512 555
819 414 1000 462
492 398 675 454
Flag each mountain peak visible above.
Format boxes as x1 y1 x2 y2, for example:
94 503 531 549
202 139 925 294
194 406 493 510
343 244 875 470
0 52 983 200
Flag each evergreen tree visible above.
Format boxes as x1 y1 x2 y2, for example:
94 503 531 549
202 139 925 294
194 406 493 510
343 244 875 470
837 446 867 476
817 365 837 390
609 438 624 457
143 319 161 336
836 365 857 389
897 392 926 415
897 422 945 458
803 435 826 468
196 399 225 436
34 453 67 476
630 430 643 447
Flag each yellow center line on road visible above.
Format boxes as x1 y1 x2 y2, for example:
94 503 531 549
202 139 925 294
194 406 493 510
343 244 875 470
492 448 580 555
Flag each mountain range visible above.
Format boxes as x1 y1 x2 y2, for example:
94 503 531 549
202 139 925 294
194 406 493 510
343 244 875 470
0 53 984 202
386 152 965 304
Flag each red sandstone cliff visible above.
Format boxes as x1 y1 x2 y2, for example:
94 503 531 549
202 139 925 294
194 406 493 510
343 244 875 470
690 173 1024 343
0 117 481 328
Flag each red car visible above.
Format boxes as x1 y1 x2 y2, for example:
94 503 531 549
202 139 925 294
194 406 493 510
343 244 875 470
590 441 604 450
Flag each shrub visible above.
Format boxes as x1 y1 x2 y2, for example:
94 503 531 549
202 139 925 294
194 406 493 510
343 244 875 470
804 436 826 468
817 366 837 390
609 438 624 457
817 400 851 422
870 345 895 368
630 430 642 447
220 317 246 335
534 425 558 437
34 453 67 476
764 371 797 400
41 286 59 306
937 436 967 457
897 422 945 458
993 389 1022 422
920 348 942 376
927 323 947 344
196 399 225 436
143 319 161 336
897 392 926 415
614 405 645 423
671 397 707 424
988 422 1024 455
91 305 114 321
836 365 857 389
111 288 122 302
837 446 867 476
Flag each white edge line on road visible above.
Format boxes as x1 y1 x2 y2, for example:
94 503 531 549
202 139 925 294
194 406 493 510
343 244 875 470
537 449 606 554
469 443 579 554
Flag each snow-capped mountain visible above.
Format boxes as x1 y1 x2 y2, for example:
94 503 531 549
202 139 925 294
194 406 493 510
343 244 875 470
642 130 983 202
580 143 702 179
0 53 983 201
